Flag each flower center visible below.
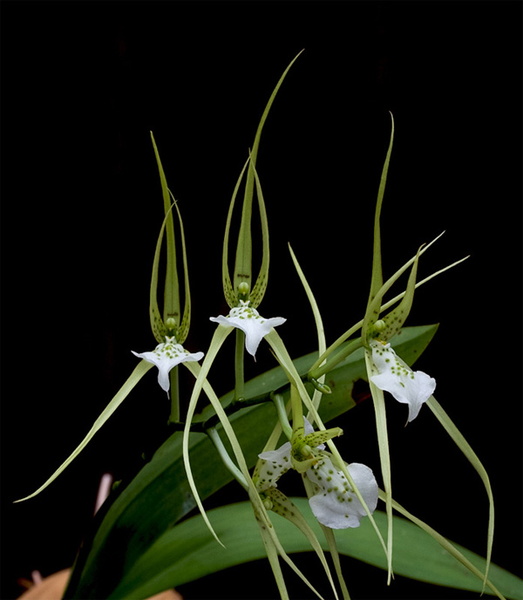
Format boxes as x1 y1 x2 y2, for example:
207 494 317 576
230 301 264 321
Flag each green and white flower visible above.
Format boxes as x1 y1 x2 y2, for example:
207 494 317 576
210 300 286 358
257 420 378 530
369 339 436 422
132 337 204 393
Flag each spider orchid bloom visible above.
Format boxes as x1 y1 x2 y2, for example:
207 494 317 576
257 430 378 529
210 300 286 358
132 337 204 393
369 339 436 422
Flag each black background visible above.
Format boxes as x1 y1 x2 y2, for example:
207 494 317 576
1 1 521 599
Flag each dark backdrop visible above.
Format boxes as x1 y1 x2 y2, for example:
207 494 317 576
1 2 521 599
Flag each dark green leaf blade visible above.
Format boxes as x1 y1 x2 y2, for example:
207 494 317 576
109 500 522 600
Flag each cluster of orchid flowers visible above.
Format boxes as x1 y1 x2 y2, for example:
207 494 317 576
16 54 500 600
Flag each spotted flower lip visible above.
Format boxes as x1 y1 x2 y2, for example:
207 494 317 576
132 336 204 393
210 300 286 357
307 459 378 529
369 340 436 422
256 420 378 529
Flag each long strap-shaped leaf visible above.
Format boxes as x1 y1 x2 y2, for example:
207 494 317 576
106 499 520 600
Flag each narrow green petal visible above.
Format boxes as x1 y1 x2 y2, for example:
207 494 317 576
149 202 173 342
386 492 505 600
267 488 340 600
181 325 234 545
427 395 495 592
367 112 394 305
288 244 327 413
170 193 191 343
365 351 394 582
150 132 180 327
379 248 420 341
223 158 250 306
256 517 291 600
249 162 270 308
361 232 444 343
234 51 303 297
15 360 154 502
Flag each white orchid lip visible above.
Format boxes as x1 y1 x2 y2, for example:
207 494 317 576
210 300 286 357
307 459 378 529
132 336 204 393
256 419 378 530
369 340 436 422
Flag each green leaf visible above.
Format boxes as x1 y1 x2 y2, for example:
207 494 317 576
63 325 437 599
107 499 522 600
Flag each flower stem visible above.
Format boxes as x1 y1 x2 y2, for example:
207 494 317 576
234 329 245 401
207 427 249 490
168 366 180 424
272 393 292 440
309 338 363 381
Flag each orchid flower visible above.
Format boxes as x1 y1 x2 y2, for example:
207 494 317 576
256 420 378 530
210 300 286 358
369 339 435 422
15 134 200 501
132 337 204 393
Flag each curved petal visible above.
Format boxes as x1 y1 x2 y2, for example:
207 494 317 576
256 442 292 491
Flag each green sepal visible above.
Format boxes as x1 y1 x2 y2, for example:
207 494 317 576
222 158 250 307
303 427 343 449
263 487 341 600
150 132 181 329
427 395 496 593
377 247 420 341
361 233 443 347
14 360 154 502
367 112 394 305
170 194 192 343
232 51 303 304
148 140 192 343
248 162 270 308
